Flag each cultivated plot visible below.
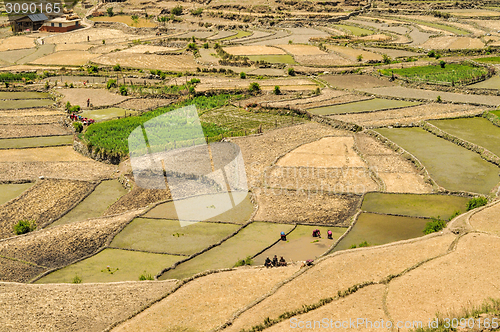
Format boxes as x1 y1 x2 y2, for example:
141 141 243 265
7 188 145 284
0 136 73 149
308 98 420 115
0 182 33 206
158 222 295 280
376 127 500 194
361 192 469 220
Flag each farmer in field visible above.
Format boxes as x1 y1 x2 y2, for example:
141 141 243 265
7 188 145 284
327 230 333 240
264 257 272 268
280 231 286 241
87 98 90 108
272 255 278 267
279 256 287 267
312 229 321 238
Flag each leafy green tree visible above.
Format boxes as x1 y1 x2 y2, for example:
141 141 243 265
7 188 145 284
273 85 281 95
171 5 183 16
249 82 261 93
106 7 114 17
240 72 246 79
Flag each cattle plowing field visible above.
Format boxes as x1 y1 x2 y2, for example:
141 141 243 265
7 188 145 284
2 0 500 330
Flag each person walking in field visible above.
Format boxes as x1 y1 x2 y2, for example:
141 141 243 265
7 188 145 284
87 98 90 108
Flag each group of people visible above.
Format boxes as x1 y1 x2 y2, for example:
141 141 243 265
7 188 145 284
265 255 287 268
69 113 95 125
312 229 334 239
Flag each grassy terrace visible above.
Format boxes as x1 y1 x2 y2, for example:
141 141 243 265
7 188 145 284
379 63 489 84
476 57 500 64
389 17 470 35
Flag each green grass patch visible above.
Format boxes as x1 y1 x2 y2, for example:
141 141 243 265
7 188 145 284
0 136 73 149
0 183 33 206
81 108 139 122
307 98 420 115
469 75 500 89
158 222 295 280
361 193 469 220
423 217 447 234
376 127 500 195
219 30 252 41
334 24 374 36
334 213 430 252
0 92 50 99
474 57 500 64
429 117 500 158
0 72 37 82
467 196 488 211
83 94 241 157
143 193 254 224
50 180 127 227
246 54 297 65
491 110 500 118
0 99 53 110
392 17 469 35
111 218 241 255
36 248 181 283
90 15 156 28
380 63 488 84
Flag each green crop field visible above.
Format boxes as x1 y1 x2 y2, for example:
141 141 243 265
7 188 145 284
307 98 420 115
158 222 295 280
81 108 139 122
376 127 500 194
0 99 54 110
333 213 430 252
246 55 297 65
84 94 241 157
0 182 33 206
50 180 127 227
219 30 252 41
429 117 500 158
475 57 500 64
380 63 489 84
110 218 241 255
361 193 469 220
334 24 374 36
0 136 73 149
36 248 181 283
0 92 50 99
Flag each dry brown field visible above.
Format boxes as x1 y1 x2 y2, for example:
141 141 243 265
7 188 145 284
94 53 199 71
31 51 101 66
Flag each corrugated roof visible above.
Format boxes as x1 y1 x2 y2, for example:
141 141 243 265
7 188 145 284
28 14 48 22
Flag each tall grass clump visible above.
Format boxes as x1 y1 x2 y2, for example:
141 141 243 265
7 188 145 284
467 197 488 211
13 219 36 235
423 217 446 235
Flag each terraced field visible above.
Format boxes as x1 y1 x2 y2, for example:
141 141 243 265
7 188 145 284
308 98 420 115
0 135 73 149
376 127 500 194
0 182 33 205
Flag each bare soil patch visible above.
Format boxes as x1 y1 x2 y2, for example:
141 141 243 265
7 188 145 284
0 280 177 332
115 98 173 111
59 88 129 109
44 28 148 45
0 146 88 162
0 257 46 283
387 233 500 330
469 201 500 235
55 43 93 52
224 45 286 55
277 44 326 56
0 115 61 125
31 51 100 66
326 46 383 62
331 103 485 128
0 179 95 240
253 188 360 225
225 233 456 332
113 266 299 332
322 74 395 90
0 36 35 51
295 53 354 66
196 77 317 92
94 53 199 71
0 124 71 139
266 89 361 110
104 186 171 216
421 36 485 50
355 133 432 193
363 47 420 58
120 45 180 53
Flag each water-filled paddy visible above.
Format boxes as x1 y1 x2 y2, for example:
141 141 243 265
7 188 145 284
143 193 254 224
0 99 53 109
361 193 469 220
110 218 241 255
246 54 297 65
0 135 73 149
0 182 33 205
50 180 127 227
376 127 500 194
158 222 295 280
0 92 50 99
429 117 500 158
253 225 346 265
333 213 430 252
308 98 420 115
36 248 180 283
80 108 138 122
469 75 500 89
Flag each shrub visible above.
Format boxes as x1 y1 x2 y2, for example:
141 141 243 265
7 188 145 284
382 54 391 64
240 72 246 79
358 241 369 247
273 85 281 95
113 64 121 71
436 95 442 103
357 54 363 62
131 14 139 22
139 272 154 280
428 50 436 58
13 219 36 235
234 256 253 267
106 7 114 17
249 82 261 93
69 105 81 113
314 87 320 95
191 8 203 16
44 81 50 89
435 53 441 60
467 197 488 211
203 42 209 49
102 39 106 44
188 86 195 95
65 101 72 111
171 5 183 16
187 43 198 51
439 60 446 68
119 85 128 96
72 275 82 284
107 79 117 89
287 67 296 76
87 65 99 74
449 210 461 221
73 122 83 133
423 217 446 235
189 78 201 84
69 83 74 88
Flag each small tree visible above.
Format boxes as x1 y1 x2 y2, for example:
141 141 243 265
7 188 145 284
467 197 488 211
171 5 183 16
427 50 436 58
106 7 114 17
203 42 209 49
273 85 281 95
13 219 36 235
107 79 117 89
44 81 50 90
119 85 128 96
357 54 363 62
382 54 391 64
65 101 72 112
249 82 261 93
240 72 246 79
287 67 295 76
73 122 83 133
423 217 446 235
113 64 121 71
436 95 442 103
439 60 446 68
